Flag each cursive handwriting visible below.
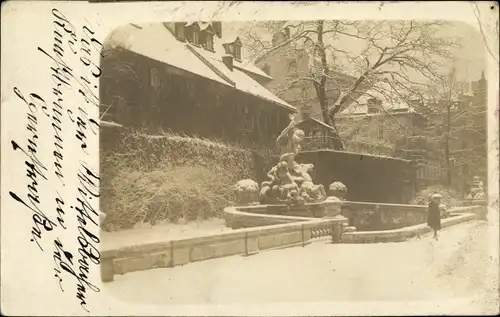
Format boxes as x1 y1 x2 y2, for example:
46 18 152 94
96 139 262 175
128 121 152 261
49 10 103 312
53 237 100 312
9 88 58 251
10 7 103 313
68 107 99 154
53 161 101 312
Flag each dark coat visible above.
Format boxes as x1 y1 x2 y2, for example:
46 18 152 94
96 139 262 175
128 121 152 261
427 201 441 230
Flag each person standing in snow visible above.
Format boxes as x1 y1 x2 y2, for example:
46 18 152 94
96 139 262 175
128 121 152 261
427 193 442 240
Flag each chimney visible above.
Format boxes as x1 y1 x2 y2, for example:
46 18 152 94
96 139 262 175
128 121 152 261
212 21 222 38
478 70 486 87
284 27 290 40
222 54 233 71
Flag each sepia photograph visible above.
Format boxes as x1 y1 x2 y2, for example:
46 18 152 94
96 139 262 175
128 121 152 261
98 17 496 307
1 1 498 315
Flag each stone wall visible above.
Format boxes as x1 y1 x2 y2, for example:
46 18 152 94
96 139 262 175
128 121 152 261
342 210 481 243
341 203 486 231
341 201 429 231
101 213 348 283
224 201 480 233
225 201 443 231
462 199 487 207
223 205 313 229
297 150 416 204
223 201 343 229
101 203 484 282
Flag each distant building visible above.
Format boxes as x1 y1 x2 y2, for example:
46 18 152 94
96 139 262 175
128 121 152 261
449 72 488 195
412 72 488 193
335 83 427 159
253 26 368 123
100 22 296 149
296 117 340 151
335 73 488 193
337 89 426 137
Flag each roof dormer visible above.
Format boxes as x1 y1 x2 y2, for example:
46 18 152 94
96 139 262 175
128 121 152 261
185 21 201 46
199 22 216 51
223 37 243 62
173 22 186 41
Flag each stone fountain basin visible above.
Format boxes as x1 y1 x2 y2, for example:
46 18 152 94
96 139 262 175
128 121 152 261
224 200 342 229
223 202 485 243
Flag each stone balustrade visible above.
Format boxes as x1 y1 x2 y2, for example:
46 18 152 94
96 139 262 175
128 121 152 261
341 201 433 231
462 199 487 207
101 207 348 283
101 202 484 283
340 202 486 231
342 210 481 243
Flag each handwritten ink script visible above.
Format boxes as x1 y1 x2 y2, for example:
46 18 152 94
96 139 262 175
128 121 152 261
9 8 103 313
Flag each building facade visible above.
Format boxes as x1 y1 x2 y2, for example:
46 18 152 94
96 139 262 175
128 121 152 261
100 22 296 149
336 73 488 195
296 117 340 151
253 27 365 123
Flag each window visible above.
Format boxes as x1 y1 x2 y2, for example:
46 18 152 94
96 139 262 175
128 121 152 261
223 37 243 61
150 68 161 93
185 27 192 43
193 29 199 45
150 68 161 110
288 60 297 73
225 43 234 55
185 23 200 45
174 23 185 41
366 98 380 114
200 24 216 51
378 125 384 138
234 45 242 61
205 34 214 50
243 105 253 132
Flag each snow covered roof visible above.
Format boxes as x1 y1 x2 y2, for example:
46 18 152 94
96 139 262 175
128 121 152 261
189 45 295 110
339 82 418 116
104 23 292 111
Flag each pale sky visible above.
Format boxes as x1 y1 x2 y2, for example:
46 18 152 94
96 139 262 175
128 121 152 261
224 20 486 83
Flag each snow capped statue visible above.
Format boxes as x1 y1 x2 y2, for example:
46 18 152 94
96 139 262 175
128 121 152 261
259 113 325 205
276 113 305 158
467 176 486 200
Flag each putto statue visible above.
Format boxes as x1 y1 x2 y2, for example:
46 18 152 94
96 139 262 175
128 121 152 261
276 114 305 157
466 176 486 200
259 114 326 205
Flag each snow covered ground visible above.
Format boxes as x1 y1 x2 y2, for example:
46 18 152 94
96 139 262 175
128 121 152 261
102 220 499 314
101 218 232 251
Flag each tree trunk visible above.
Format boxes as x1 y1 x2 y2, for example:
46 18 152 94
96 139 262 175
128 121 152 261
444 105 452 185
313 20 344 150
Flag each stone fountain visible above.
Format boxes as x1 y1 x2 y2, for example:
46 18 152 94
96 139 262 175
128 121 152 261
233 114 346 218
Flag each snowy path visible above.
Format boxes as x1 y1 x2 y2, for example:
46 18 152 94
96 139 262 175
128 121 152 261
103 220 499 313
101 219 231 251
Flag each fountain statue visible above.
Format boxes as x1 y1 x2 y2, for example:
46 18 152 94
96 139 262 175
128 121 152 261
259 114 326 206
466 176 486 200
233 179 260 205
